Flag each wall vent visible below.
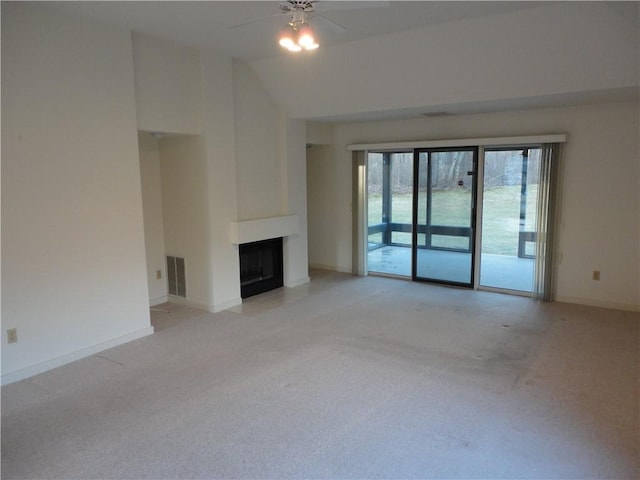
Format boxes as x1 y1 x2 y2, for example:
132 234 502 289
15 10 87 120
166 256 186 298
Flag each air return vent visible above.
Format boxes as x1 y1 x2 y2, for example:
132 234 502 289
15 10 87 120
166 256 186 298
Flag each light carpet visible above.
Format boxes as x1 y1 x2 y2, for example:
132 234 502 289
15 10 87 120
2 270 638 479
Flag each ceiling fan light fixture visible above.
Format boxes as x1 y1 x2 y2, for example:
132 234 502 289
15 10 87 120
279 38 295 48
278 25 318 52
297 25 315 47
277 5 319 53
278 28 295 48
278 29 302 51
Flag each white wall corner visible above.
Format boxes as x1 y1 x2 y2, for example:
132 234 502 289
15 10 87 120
149 296 168 307
210 297 243 313
1 327 154 386
285 276 311 288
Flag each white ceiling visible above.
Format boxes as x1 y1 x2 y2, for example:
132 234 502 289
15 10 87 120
39 1 639 121
42 1 551 62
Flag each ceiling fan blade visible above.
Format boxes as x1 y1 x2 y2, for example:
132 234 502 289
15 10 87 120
313 13 347 33
314 1 389 12
227 12 288 30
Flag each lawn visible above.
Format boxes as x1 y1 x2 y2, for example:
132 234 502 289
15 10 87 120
368 185 538 256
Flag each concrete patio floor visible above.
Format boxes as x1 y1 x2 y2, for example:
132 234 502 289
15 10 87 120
368 245 534 292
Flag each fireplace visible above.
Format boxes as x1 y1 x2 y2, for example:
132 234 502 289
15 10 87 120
239 237 283 299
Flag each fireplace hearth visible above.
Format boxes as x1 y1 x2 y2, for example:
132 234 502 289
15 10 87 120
239 237 283 299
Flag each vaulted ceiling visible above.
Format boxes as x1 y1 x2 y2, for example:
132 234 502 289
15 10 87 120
41 1 558 61
41 1 639 122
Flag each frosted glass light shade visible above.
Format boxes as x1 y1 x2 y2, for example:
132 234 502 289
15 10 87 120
297 26 315 47
278 24 318 52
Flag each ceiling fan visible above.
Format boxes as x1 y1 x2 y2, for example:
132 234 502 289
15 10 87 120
229 1 386 53
274 1 320 51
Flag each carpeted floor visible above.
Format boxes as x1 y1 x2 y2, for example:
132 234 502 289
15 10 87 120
2 270 638 479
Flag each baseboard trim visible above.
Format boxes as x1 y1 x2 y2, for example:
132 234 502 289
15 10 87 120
554 295 640 312
165 295 207 310
286 276 311 288
163 295 242 313
149 295 168 307
1 326 155 386
309 263 353 274
211 297 243 313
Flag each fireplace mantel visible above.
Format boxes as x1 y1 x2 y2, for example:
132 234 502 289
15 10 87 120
230 215 299 245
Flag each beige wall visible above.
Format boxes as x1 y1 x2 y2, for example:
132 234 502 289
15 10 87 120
133 33 202 135
200 53 243 311
233 61 283 220
138 132 167 305
1 4 310 383
159 135 214 310
281 118 310 287
307 144 344 272
135 46 311 313
133 42 312 311
307 101 640 311
2 4 153 382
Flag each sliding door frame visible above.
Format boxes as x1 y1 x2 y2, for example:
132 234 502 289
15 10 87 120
354 151 368 276
411 146 478 288
354 135 565 298
473 146 485 290
476 143 546 297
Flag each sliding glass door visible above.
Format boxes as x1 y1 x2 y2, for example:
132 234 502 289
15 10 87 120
367 151 413 276
413 148 477 286
360 141 559 297
479 147 540 292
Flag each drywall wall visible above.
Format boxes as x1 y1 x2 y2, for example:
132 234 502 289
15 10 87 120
130 36 309 311
233 60 283 220
132 32 202 135
0 4 313 385
200 53 242 311
250 3 638 121
132 37 243 313
1 4 152 383
308 100 639 311
307 122 334 145
306 124 338 272
138 132 167 305
232 60 309 288
159 135 213 311
281 118 310 287
306 144 346 272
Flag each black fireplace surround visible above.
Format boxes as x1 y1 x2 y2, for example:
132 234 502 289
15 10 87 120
239 237 283 299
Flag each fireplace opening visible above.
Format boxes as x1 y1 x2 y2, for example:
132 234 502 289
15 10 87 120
239 237 283 299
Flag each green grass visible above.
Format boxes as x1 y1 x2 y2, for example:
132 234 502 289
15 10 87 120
368 185 538 255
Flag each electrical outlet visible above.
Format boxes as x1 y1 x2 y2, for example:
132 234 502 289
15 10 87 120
7 328 17 344
592 270 600 281
156 270 162 280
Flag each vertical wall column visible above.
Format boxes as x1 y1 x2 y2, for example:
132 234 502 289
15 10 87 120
138 133 168 305
201 53 242 311
280 117 310 287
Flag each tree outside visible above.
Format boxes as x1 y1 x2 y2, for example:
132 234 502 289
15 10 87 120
367 149 540 255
